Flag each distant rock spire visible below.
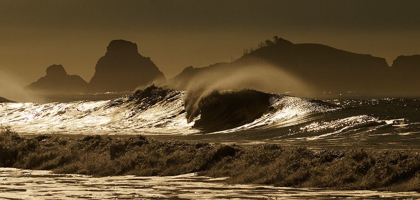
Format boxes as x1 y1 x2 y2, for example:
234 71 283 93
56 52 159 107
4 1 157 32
88 39 166 92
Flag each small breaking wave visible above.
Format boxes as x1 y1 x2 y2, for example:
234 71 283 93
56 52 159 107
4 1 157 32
0 87 195 135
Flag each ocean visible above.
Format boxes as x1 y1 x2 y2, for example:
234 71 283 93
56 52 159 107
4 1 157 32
1 87 419 149
1 86 420 199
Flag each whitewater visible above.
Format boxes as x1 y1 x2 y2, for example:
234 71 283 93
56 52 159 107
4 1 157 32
0 87 335 135
1 86 420 148
2 86 420 199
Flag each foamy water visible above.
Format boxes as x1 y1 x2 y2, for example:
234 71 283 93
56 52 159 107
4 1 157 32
0 91 335 136
0 90 198 135
0 168 418 199
215 95 337 134
1 88 419 146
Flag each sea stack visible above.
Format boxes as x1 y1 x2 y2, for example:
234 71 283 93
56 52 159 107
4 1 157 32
25 64 88 94
88 40 166 93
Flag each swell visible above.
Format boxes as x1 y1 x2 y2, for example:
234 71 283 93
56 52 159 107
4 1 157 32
2 131 420 192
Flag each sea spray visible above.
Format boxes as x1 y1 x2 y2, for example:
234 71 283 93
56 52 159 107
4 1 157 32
169 62 314 120
0 70 43 103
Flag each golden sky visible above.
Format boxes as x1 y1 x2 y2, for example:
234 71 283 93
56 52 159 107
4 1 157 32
1 0 420 85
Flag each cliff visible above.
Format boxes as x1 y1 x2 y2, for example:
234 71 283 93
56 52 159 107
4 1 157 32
390 55 420 95
88 40 166 92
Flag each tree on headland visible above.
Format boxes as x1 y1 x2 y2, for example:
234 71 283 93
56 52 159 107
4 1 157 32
243 36 281 56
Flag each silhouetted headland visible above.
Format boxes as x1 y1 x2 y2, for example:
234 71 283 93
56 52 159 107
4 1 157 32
169 37 420 97
25 64 88 94
391 55 420 93
88 40 166 93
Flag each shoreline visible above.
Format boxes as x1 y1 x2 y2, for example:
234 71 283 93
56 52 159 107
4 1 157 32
1 130 420 192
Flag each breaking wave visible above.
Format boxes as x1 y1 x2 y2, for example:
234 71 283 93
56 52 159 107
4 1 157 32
0 86 338 135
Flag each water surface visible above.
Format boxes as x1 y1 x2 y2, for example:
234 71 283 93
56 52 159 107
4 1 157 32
0 168 419 199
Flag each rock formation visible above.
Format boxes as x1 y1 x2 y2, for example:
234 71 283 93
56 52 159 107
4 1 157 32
88 40 166 92
390 55 420 95
170 37 420 97
25 65 88 94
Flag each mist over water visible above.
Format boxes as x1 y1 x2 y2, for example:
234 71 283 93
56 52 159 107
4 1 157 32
168 62 313 121
0 70 43 103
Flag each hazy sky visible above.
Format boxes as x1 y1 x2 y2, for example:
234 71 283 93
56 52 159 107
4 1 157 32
1 0 420 85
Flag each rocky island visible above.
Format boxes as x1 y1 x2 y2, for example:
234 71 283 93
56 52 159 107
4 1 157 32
88 40 166 93
25 64 88 94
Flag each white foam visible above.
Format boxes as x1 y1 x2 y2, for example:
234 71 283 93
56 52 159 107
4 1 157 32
0 91 198 135
215 95 338 133
0 92 338 136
